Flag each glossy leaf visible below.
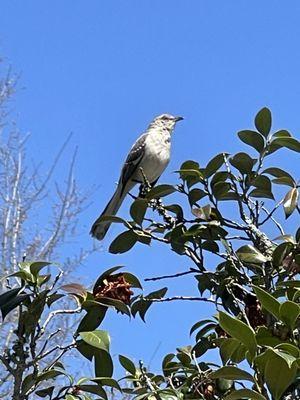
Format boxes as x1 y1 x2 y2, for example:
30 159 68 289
219 312 257 358
225 389 267 400
109 230 138 254
146 184 176 199
238 130 265 153
230 152 256 174
79 330 110 352
119 355 136 375
279 301 300 330
255 107 272 137
210 365 254 382
253 286 280 319
130 199 148 225
236 245 267 264
204 153 226 178
283 188 299 218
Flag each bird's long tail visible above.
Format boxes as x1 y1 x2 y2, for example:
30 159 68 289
90 183 128 241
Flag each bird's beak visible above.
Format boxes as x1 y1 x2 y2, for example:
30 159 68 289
174 116 184 122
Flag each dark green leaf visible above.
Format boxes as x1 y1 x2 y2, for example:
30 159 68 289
255 107 272 137
225 389 266 400
119 355 136 375
204 153 226 178
263 167 295 187
96 297 130 316
190 319 215 336
253 286 280 319
109 230 138 254
230 152 256 174
271 137 300 153
146 184 176 199
219 338 246 364
210 366 254 382
212 182 231 200
249 188 274 200
93 266 123 291
188 188 207 206
272 242 294 267
35 387 55 398
77 385 107 399
130 199 148 225
192 337 210 357
77 307 107 333
122 272 142 289
76 340 95 361
238 130 265 153
267 130 291 154
94 349 113 378
0 289 30 321
219 312 257 358
279 301 300 330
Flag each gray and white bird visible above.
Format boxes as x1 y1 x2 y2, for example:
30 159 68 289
90 113 183 241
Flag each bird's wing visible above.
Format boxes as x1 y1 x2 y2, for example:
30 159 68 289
119 133 147 193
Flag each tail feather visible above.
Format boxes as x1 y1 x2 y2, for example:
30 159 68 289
90 184 127 240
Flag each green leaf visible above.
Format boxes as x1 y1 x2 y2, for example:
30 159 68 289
255 107 272 137
188 188 207 206
0 290 30 321
119 355 136 375
225 389 267 400
236 245 267 264
35 387 55 398
283 188 299 218
229 152 256 174
255 348 297 400
93 266 123 290
29 261 52 277
219 312 257 358
267 130 291 154
79 330 110 352
210 366 254 382
238 130 265 153
130 199 148 225
263 167 295 186
272 137 300 153
272 242 294 267
190 319 215 336
279 301 300 330
204 153 226 178
212 182 231 200
76 340 95 361
96 297 130 316
219 338 247 364
109 230 138 254
249 188 274 200
94 349 113 378
77 307 107 333
122 272 142 289
77 385 107 398
253 286 280 319
146 184 176 199
192 337 210 357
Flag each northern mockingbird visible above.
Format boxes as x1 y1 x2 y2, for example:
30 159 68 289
90 113 183 241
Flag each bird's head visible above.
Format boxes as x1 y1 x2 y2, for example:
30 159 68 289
150 113 184 132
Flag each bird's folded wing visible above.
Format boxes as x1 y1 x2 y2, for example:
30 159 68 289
120 133 147 193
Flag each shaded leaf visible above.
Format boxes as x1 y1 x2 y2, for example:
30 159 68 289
255 107 272 137
146 184 176 199
188 188 207 206
238 130 265 153
225 388 267 400
272 137 300 153
130 199 148 225
109 231 138 254
253 286 280 319
210 365 254 382
219 312 257 358
204 153 226 178
279 301 300 330
230 152 256 174
119 355 136 375
94 350 113 378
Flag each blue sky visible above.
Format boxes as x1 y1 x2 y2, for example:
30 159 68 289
1 0 300 376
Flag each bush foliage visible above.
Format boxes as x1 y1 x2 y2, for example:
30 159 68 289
1 108 300 400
